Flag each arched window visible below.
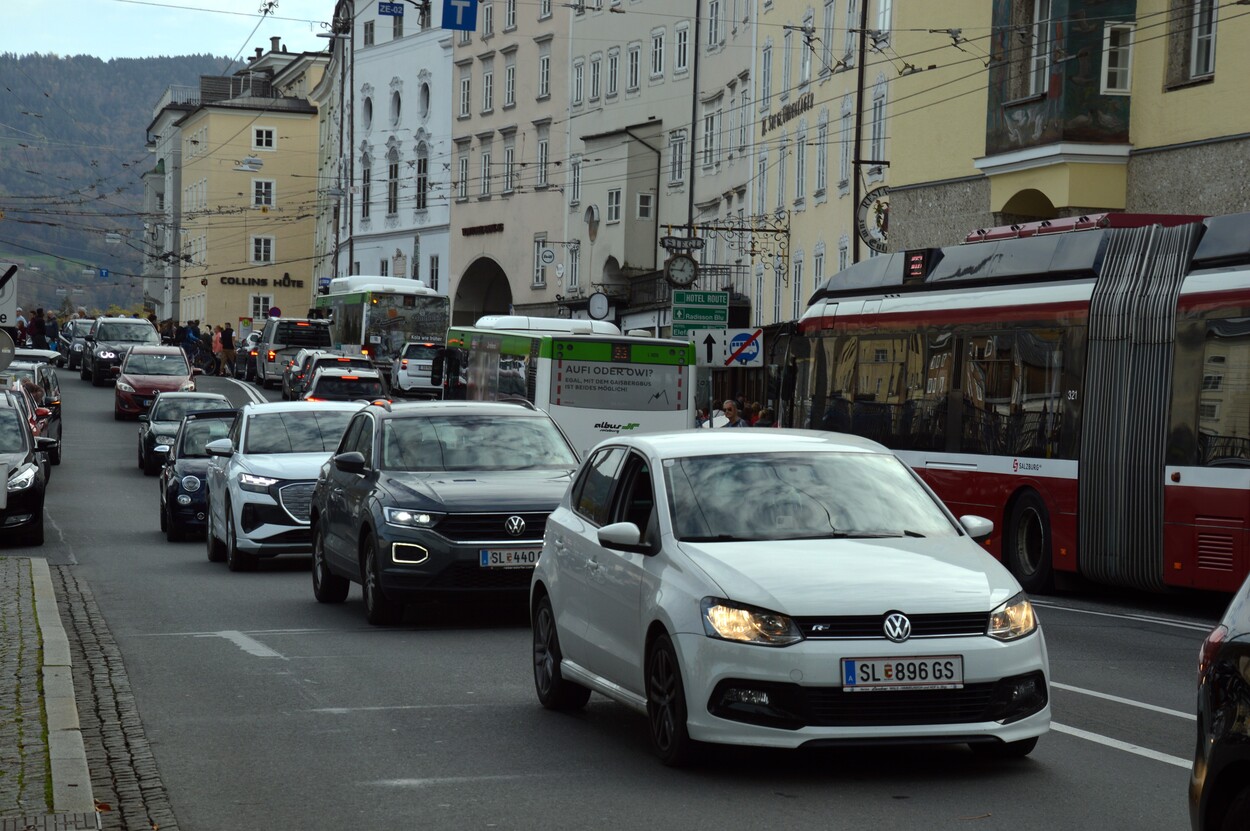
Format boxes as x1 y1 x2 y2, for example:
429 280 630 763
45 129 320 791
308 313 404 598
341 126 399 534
415 143 429 211
386 147 400 215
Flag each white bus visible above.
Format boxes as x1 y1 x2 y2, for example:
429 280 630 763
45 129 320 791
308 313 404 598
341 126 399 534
436 316 695 454
314 276 449 367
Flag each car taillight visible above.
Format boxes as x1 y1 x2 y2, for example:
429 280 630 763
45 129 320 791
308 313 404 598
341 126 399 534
304 396 322 402
401 359 409 368
342 375 359 381
267 350 276 361
1200 625 1228 676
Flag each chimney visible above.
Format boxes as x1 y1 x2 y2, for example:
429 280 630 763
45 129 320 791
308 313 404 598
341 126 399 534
270 36 281 53
253 47 262 60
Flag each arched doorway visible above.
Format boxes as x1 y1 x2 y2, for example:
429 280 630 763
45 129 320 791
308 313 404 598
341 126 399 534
453 256 512 325
998 189 1059 225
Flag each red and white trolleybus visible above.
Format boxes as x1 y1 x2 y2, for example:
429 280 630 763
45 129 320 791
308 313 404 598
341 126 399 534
776 211 1250 594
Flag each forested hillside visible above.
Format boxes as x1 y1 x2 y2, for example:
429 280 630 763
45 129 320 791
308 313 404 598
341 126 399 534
0 52 226 312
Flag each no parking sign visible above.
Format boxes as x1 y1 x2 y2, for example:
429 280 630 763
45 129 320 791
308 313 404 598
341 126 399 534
724 329 764 367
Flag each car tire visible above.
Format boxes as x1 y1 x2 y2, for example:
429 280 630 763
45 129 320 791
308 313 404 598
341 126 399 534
205 501 226 562
646 633 699 767
113 407 125 421
1222 786 1250 831
225 504 257 572
160 499 168 531
1006 492 1054 594
532 595 591 711
312 524 350 603
19 512 45 547
970 736 1038 759
361 533 403 626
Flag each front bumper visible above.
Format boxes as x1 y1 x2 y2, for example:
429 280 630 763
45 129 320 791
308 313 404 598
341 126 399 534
376 524 541 598
1 485 44 531
116 388 161 414
671 629 1051 749
231 481 316 555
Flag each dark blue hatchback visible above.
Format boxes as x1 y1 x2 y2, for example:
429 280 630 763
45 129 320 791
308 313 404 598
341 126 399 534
158 409 238 542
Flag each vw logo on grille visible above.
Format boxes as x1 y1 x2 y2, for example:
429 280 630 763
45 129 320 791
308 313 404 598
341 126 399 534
504 515 526 537
883 612 912 643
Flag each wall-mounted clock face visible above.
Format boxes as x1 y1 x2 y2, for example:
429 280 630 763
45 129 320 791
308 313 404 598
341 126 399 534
666 254 698 288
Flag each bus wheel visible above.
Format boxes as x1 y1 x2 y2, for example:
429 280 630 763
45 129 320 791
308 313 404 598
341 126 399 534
1006 492 1053 594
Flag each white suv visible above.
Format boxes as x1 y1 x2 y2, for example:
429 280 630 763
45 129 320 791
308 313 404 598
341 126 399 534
255 318 333 389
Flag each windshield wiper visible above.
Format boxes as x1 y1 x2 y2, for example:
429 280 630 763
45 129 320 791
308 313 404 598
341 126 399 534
680 534 758 543
832 530 927 539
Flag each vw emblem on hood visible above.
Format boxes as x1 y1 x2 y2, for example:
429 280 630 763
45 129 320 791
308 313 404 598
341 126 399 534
504 515 526 536
883 612 912 643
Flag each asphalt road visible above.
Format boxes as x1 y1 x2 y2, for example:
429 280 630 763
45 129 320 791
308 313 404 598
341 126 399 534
7 371 1229 829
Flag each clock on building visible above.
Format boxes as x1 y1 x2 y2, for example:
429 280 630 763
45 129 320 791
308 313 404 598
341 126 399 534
665 254 698 288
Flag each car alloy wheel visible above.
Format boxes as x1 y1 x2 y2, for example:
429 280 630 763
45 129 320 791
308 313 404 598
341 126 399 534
532 596 590 711
225 502 257 572
647 634 697 766
362 534 402 626
312 524 350 603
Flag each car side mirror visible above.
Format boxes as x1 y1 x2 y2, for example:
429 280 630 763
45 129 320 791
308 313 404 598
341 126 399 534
35 407 51 418
35 436 59 451
332 451 367 475
204 438 233 457
192 367 204 376
138 414 149 423
960 515 994 543
598 521 650 553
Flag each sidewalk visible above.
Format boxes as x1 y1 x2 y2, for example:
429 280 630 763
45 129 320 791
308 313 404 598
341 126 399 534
0 557 98 831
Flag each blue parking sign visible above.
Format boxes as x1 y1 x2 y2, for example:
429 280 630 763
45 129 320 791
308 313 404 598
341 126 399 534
442 0 477 31
98 268 109 279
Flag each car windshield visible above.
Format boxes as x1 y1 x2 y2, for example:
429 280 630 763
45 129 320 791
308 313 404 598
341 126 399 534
310 377 384 399
124 353 189 376
401 343 440 360
97 322 158 343
0 410 27 453
178 419 234 457
6 368 35 383
664 452 958 542
151 398 228 423
381 414 578 471
244 410 354 454
69 320 92 336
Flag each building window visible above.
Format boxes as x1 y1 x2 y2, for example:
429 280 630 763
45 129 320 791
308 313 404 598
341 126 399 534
1029 0 1051 96
608 50 619 96
762 44 772 109
876 0 891 42
816 120 828 193
792 257 803 318
540 0 551 17
457 153 469 200
1101 23 1133 94
627 43 641 90
838 238 849 270
429 255 440 291
814 249 825 288
252 236 274 264
707 0 722 47
773 269 782 323
504 145 516 192
459 27 470 45
637 192 653 219
651 30 665 78
568 246 580 290
505 0 517 28
393 14 403 38
675 25 689 72
783 30 793 97
482 62 494 112
539 54 551 98
702 108 716 167
387 149 400 214
739 88 749 149
252 179 274 208
570 158 582 204
482 3 494 35
869 92 885 172
390 91 402 125
754 268 764 327
416 146 429 210
800 14 814 82
251 295 273 320
573 61 584 105
1202 374 1223 391
756 155 767 215
380 259 389 277
777 138 787 209
669 130 686 183
533 238 548 286
822 0 834 73
839 109 852 189
1192 0 1217 78
1200 401 1220 421
505 60 516 106
363 96 373 130
363 20 375 46
795 133 806 203
361 162 372 220
607 188 622 222
459 73 471 117
480 150 492 196
253 127 275 150
537 138 550 186
583 56 598 101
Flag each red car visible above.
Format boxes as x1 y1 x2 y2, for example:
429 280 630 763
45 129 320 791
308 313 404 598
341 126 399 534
114 346 200 420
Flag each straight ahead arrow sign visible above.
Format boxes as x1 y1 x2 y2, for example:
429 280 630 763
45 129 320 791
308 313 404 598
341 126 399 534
703 332 716 365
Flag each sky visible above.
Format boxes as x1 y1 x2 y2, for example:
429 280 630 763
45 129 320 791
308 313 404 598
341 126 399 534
9 0 337 62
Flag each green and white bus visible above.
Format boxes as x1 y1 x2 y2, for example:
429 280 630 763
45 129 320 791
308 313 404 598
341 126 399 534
437 316 695 454
314 276 449 367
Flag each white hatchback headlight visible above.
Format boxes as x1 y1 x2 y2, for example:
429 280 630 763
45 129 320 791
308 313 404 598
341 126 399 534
7 463 38 492
988 592 1038 641
179 381 196 391
701 598 802 647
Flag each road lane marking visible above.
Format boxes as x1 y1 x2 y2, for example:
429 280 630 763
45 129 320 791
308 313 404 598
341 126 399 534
1051 682 1195 721
1032 601 1213 632
143 628 335 637
197 630 285 658
367 775 543 788
308 704 486 714
225 376 268 404
1050 722 1189 769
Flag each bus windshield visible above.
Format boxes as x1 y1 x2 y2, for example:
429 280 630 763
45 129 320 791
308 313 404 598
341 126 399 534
317 290 450 365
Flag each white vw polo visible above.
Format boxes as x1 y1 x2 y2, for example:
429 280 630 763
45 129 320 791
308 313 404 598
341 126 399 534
530 430 1050 765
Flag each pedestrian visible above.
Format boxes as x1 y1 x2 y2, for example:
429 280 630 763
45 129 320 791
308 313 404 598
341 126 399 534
755 407 776 428
15 318 28 347
15 307 27 329
29 307 48 349
211 325 224 375
220 322 236 377
720 399 750 428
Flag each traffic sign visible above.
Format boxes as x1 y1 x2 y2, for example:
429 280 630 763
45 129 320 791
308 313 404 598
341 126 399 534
269 306 281 318
671 289 728 338
0 264 16 328
442 0 478 30
725 328 764 367
378 1 404 15
318 277 332 288
98 268 109 279
0 329 13 373
539 247 556 266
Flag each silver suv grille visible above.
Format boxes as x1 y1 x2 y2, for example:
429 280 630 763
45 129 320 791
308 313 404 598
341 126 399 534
278 482 316 524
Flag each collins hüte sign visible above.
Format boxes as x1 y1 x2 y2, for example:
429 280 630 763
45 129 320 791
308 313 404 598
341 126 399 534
760 92 815 136
220 274 305 288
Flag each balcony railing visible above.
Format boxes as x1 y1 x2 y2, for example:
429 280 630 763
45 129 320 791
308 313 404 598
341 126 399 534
154 84 200 116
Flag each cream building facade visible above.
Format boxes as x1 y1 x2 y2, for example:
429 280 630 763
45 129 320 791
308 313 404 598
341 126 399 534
175 44 326 333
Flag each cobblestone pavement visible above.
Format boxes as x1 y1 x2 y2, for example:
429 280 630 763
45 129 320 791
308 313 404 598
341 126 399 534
0 558 51 819
52 568 179 831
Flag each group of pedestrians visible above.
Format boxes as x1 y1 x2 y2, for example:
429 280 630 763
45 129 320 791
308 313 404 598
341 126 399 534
697 396 776 428
160 320 236 376
11 306 86 350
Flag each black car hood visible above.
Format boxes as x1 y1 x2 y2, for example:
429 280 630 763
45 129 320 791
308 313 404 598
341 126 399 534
381 470 575 512
172 458 211 477
96 340 155 352
147 420 181 437
0 450 34 472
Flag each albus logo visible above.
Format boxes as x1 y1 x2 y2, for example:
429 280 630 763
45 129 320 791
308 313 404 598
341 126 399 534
595 421 640 433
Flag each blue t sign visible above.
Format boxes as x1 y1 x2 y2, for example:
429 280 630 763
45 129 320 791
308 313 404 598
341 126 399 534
442 0 477 30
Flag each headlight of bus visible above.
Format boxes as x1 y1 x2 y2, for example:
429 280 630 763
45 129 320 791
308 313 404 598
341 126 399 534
988 593 1037 641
